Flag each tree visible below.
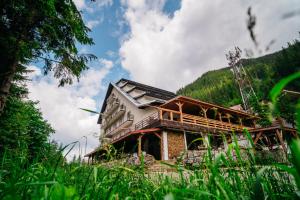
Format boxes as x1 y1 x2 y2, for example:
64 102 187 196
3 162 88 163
0 68 55 160
0 0 96 113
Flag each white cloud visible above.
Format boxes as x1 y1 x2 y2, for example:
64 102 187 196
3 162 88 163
86 19 102 29
119 0 300 91
95 0 113 8
106 50 117 58
73 0 113 13
27 65 42 79
73 0 86 10
28 59 113 160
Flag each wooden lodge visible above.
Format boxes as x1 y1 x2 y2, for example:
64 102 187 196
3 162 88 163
85 79 297 164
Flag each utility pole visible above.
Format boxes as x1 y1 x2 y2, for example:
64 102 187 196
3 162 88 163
226 47 257 113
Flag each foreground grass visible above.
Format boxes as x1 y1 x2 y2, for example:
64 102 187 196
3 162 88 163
1 134 299 200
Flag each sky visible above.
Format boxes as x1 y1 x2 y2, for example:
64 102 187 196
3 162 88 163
27 0 300 160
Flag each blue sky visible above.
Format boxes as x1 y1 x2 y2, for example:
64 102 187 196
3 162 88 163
76 0 182 103
27 0 300 159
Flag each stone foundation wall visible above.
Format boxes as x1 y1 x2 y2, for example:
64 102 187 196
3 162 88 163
182 148 288 166
167 131 185 159
99 153 155 167
184 150 207 166
255 149 287 163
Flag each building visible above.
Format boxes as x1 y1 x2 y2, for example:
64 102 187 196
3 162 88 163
85 78 297 164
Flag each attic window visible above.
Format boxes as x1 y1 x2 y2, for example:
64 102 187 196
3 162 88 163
119 81 128 88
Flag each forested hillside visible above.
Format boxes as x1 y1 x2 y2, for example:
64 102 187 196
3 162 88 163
177 39 300 108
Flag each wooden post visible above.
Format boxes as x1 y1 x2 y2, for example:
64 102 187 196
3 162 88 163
238 117 243 127
218 112 224 129
200 106 208 126
160 132 163 160
225 113 232 129
138 134 142 158
176 102 184 123
276 129 287 153
170 111 173 121
203 132 209 148
264 135 272 150
159 109 163 120
252 119 257 128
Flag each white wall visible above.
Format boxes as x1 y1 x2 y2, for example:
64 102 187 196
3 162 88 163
102 87 157 137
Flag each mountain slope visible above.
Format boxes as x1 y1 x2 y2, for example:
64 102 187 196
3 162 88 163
177 41 300 108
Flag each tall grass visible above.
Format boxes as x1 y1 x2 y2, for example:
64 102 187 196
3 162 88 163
0 129 298 200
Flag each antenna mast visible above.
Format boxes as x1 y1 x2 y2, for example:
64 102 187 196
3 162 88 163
226 47 257 113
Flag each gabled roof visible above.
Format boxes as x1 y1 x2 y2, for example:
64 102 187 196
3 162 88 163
97 78 177 124
160 96 259 119
117 78 177 101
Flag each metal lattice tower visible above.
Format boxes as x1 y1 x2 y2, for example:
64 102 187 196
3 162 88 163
226 47 257 113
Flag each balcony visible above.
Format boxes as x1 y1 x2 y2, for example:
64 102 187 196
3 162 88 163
106 94 116 104
105 100 120 116
106 114 134 137
102 105 126 129
134 108 253 133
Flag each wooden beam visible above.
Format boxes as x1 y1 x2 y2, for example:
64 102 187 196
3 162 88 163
175 101 184 108
200 107 208 118
264 135 272 150
283 89 300 96
153 132 162 140
276 129 287 153
156 107 181 114
291 130 298 138
253 131 263 144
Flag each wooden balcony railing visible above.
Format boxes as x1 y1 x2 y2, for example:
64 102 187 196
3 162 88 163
110 108 253 143
153 108 252 132
181 113 251 132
